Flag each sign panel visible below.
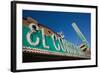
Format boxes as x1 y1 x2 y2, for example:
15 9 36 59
22 13 90 61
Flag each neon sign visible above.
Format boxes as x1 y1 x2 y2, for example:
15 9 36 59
23 19 89 58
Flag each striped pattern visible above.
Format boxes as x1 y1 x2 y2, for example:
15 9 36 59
22 47 89 58
80 44 87 51
23 48 64 56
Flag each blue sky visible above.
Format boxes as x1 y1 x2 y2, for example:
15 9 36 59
23 10 91 47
